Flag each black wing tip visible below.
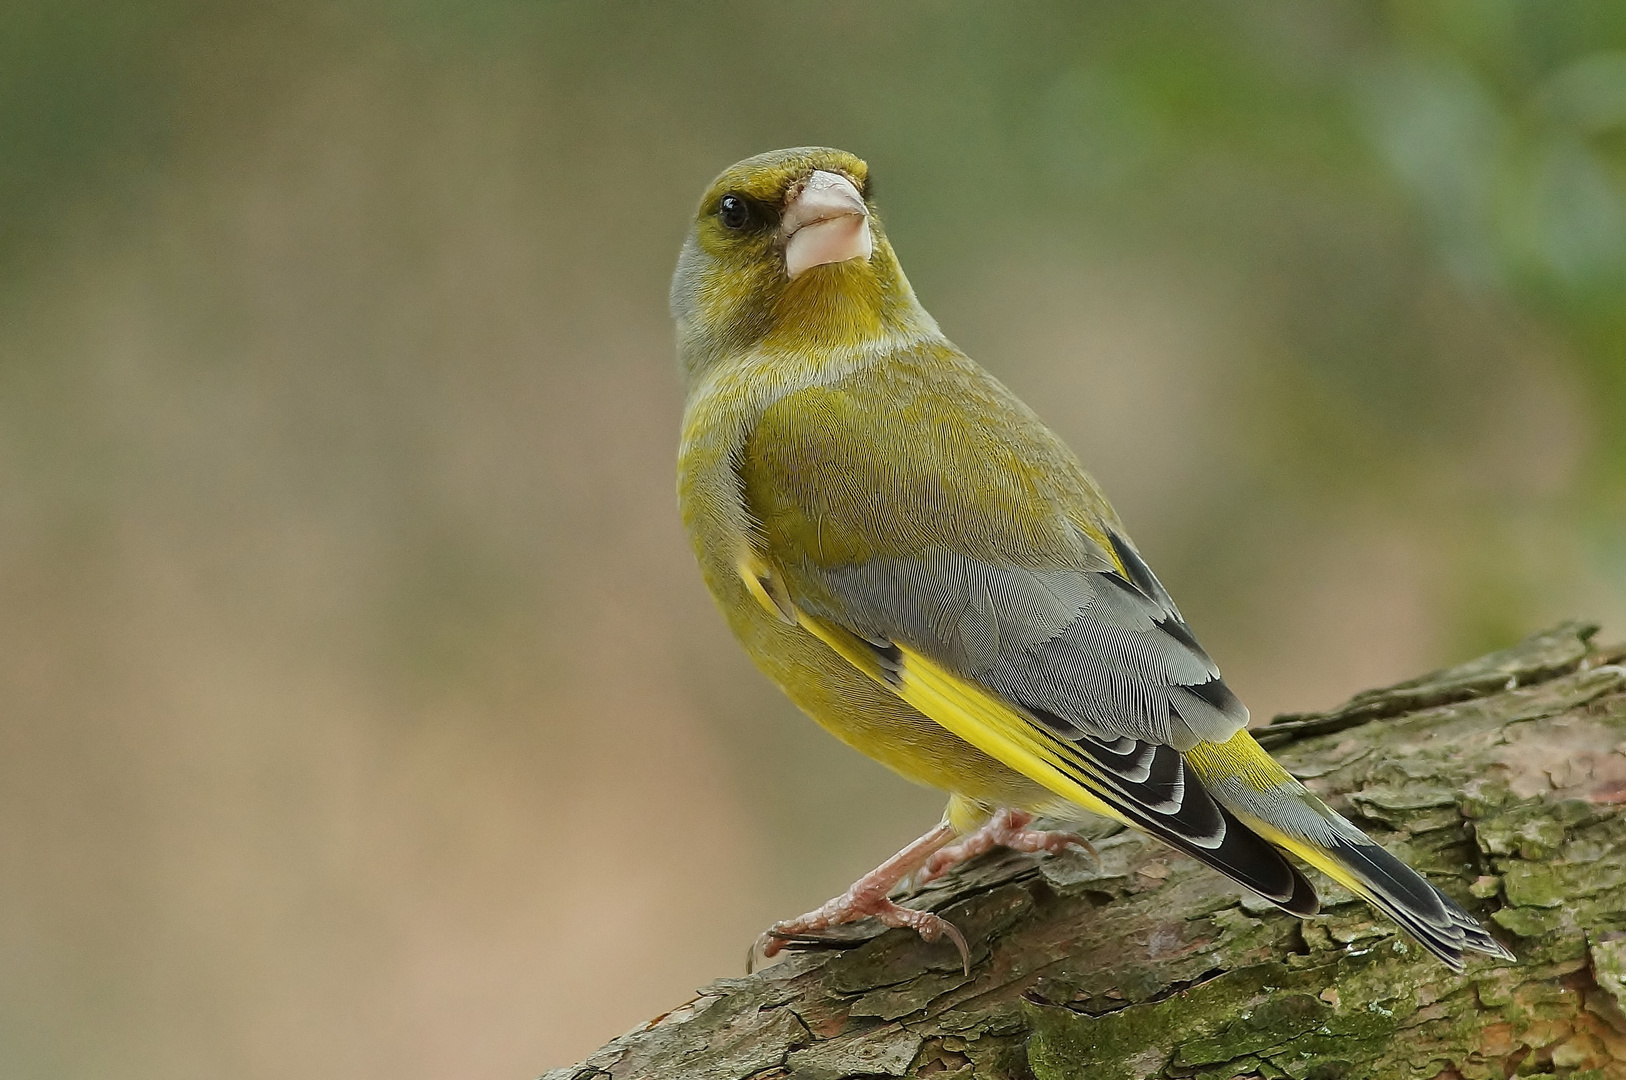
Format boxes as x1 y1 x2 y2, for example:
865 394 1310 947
1031 713 1226 839
1024 712 1316 915
1280 863 1321 917
1152 800 1321 916
1212 818 1320 917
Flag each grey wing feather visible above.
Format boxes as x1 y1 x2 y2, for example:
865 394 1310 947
793 523 1323 916
795 526 1248 752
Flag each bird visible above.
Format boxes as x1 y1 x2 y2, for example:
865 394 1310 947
671 146 1513 974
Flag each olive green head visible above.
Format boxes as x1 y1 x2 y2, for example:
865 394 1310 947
671 147 934 381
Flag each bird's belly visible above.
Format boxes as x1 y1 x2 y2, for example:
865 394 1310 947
731 595 1054 811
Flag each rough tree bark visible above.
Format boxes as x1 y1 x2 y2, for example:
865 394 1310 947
544 623 1626 1080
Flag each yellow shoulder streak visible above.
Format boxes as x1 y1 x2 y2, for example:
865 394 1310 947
736 550 1126 823
740 545 1393 910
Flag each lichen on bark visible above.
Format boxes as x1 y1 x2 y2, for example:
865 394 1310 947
544 623 1626 1080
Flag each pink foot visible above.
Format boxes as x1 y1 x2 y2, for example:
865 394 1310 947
755 822 972 975
919 809 1096 883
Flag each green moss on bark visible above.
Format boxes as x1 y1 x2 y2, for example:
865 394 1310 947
545 625 1626 1080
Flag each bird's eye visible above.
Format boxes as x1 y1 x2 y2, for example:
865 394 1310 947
717 194 751 230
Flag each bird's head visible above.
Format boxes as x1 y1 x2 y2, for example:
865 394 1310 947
671 147 934 381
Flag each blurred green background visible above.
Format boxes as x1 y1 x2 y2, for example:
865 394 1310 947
2 2 1623 1076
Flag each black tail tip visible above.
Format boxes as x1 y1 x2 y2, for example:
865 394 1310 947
1325 837 1516 969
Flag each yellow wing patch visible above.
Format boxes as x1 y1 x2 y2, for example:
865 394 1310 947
794 610 1127 826
737 549 797 624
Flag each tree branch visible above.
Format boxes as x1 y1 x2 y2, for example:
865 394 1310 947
545 622 1626 1080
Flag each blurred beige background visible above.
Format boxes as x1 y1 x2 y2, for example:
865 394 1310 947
2 3 1624 1077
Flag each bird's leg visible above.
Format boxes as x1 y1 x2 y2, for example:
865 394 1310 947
757 821 970 973
919 808 1096 883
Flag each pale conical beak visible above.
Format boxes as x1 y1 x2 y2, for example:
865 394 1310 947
782 170 873 279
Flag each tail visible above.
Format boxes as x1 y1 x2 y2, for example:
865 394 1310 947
1187 731 1514 971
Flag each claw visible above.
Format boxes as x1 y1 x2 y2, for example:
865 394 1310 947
906 909 970 977
745 810 1083 978
757 900 971 976
746 821 967 974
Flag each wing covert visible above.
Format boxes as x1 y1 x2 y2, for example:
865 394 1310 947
798 541 1248 752
740 370 1249 753
741 364 1315 917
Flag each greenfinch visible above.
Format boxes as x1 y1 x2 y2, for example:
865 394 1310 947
672 147 1512 973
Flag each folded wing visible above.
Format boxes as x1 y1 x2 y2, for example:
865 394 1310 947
741 368 1315 914
741 366 1512 967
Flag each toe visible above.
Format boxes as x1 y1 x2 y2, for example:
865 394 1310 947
871 903 972 976
919 848 960 882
